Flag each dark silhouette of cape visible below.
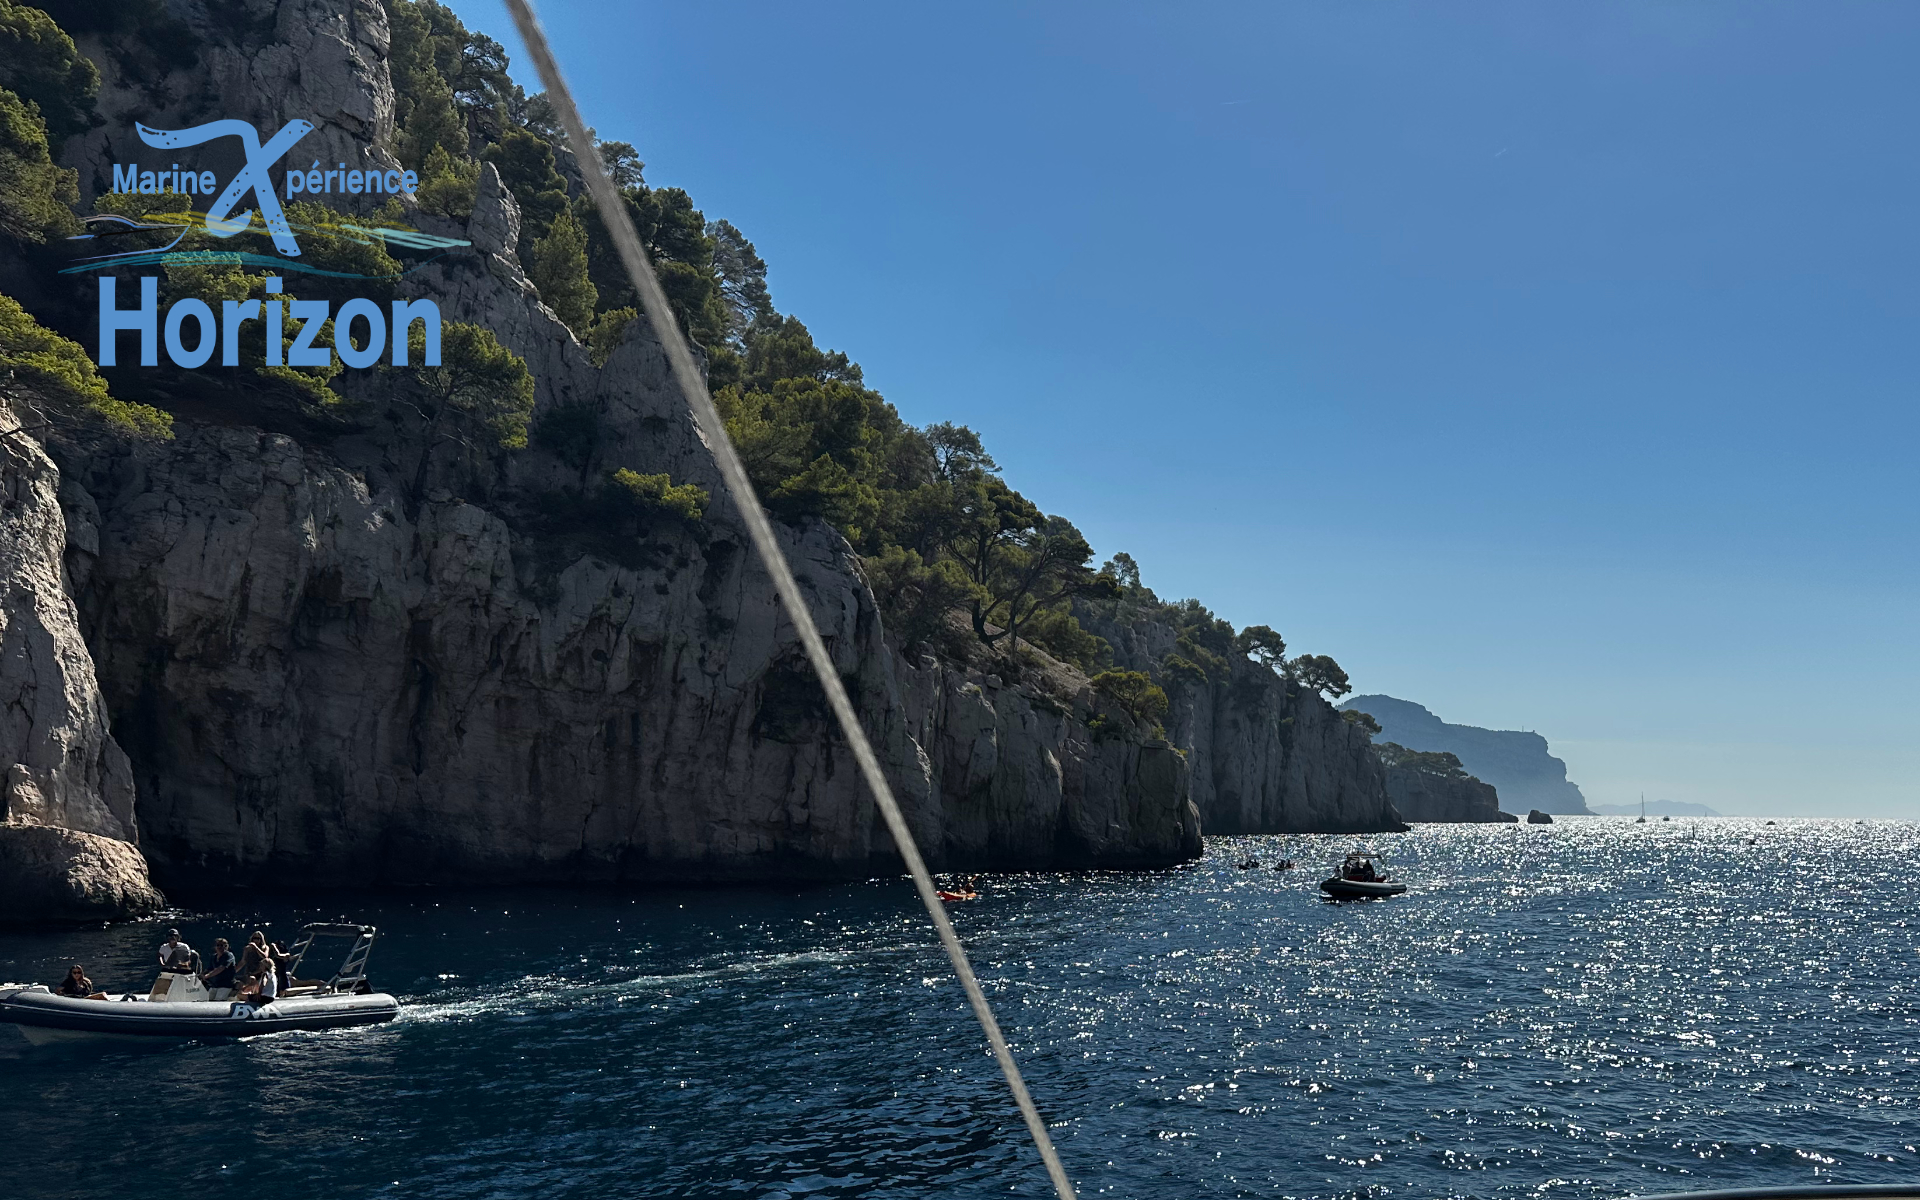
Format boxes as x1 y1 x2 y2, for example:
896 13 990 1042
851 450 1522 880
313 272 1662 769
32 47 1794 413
1341 696 1592 815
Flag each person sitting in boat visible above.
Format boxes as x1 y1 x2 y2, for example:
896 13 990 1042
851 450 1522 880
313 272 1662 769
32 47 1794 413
55 965 105 999
200 938 238 994
240 958 280 1006
237 931 270 987
157 929 196 973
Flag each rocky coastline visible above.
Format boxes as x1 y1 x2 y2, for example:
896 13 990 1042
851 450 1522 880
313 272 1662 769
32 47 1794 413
0 0 1404 925
1373 744 1513 824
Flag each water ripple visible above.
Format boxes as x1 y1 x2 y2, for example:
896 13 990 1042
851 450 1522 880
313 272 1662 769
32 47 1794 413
3 819 1917 1198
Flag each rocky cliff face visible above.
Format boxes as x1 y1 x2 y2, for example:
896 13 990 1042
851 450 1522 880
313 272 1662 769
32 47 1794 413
0 0 1393 911
1083 613 1404 835
1343 694 1592 815
63 0 399 211
19 0 1207 892
0 410 162 923
1374 745 1512 824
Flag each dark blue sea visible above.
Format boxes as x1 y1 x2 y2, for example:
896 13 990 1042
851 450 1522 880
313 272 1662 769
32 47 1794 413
4 819 1917 1199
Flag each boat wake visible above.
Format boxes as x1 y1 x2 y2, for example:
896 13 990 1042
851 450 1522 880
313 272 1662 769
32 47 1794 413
398 942 929 1027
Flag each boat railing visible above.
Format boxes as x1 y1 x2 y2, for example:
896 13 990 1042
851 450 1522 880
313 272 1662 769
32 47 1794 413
286 923 379 994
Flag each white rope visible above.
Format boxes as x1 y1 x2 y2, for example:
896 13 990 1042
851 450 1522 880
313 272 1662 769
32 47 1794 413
496 5 1079 1197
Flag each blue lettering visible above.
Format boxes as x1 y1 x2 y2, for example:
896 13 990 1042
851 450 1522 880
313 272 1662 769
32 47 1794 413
138 169 157 195
112 163 137 193
164 299 216 368
98 277 158 367
265 277 283 366
391 299 440 366
287 298 331 366
334 299 384 368
221 299 262 366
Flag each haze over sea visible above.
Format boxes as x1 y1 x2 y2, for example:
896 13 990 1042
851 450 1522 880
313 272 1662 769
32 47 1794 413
5 819 1916 1198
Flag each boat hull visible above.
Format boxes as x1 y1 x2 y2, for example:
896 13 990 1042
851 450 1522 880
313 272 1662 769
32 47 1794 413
1320 878 1408 899
0 987 399 1041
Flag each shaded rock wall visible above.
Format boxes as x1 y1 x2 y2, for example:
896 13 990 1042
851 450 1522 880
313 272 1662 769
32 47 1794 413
0 0 1394 904
37 8 1201 887
895 657 1201 869
1084 614 1404 835
1380 764 1512 823
0 413 161 923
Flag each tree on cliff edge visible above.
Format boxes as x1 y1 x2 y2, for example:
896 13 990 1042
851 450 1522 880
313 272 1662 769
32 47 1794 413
402 321 535 507
1286 654 1352 700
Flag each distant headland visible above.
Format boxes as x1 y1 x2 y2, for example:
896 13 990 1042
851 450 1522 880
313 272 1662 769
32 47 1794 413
1340 696 1593 816
1590 800 1725 818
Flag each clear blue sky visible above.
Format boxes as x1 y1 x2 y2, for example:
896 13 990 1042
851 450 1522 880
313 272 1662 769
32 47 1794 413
446 0 1918 819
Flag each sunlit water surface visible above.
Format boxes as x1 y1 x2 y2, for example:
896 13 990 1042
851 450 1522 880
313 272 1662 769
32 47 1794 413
4 819 1918 1199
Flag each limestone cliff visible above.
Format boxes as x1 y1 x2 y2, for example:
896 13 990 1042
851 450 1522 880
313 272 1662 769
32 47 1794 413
0 407 162 923
0 0 1405 908
20 0 1204 889
1343 695 1592 815
1373 743 1513 824
1081 611 1404 835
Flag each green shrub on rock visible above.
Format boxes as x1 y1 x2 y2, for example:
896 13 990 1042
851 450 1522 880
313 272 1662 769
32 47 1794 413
0 293 171 438
0 0 97 145
1090 669 1169 729
415 143 479 217
529 207 596 334
609 467 706 523
411 320 535 450
0 87 78 242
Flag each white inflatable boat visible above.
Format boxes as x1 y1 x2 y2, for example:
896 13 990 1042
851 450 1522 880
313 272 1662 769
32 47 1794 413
0 922 400 1045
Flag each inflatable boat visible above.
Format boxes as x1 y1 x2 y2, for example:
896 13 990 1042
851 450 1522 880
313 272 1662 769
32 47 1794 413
0 922 400 1045
1320 877 1409 899
1320 851 1408 900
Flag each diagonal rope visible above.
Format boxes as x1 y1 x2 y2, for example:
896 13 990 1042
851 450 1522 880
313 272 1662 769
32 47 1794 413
498 4 1079 1197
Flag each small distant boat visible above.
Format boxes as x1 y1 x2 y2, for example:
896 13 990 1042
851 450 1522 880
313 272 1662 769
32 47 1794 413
1636 792 1646 823
0 923 398 1045
1321 851 1408 900
937 890 978 903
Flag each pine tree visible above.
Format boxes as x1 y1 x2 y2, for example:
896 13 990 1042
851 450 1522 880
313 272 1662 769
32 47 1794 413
528 207 597 335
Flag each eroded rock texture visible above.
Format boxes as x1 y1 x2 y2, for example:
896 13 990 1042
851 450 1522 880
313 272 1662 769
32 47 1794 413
0 422 160 923
0 824 164 926
1085 613 1405 835
1379 761 1512 824
3 0 1391 908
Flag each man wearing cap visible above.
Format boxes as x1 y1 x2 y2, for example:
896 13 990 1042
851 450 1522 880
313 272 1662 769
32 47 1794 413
156 929 195 973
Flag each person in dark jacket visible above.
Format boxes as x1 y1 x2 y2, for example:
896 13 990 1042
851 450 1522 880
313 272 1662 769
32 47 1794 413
200 938 237 993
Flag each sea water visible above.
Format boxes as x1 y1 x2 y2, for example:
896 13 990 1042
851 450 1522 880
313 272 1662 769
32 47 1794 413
2 819 1916 1199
